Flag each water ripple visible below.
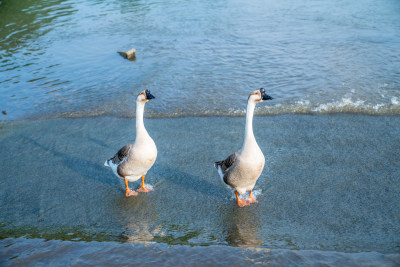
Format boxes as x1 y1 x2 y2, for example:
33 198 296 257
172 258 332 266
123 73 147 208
0 0 399 119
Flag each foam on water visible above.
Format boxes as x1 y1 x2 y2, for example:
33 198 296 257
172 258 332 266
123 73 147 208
254 96 400 116
143 184 154 190
229 189 263 201
22 95 400 120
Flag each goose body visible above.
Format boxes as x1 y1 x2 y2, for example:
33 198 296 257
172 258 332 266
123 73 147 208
105 89 157 196
215 88 272 207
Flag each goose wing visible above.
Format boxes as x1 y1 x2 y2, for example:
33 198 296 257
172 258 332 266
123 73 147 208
109 144 132 165
215 152 238 173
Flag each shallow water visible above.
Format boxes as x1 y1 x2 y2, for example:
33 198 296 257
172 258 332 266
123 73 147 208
1 0 400 120
1 237 399 266
1 115 399 255
1 0 400 265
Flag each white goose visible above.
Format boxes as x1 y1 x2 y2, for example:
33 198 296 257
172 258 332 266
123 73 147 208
105 89 157 197
215 88 273 207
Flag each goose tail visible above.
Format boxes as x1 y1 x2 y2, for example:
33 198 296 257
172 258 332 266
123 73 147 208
214 162 224 181
117 51 128 59
214 160 222 169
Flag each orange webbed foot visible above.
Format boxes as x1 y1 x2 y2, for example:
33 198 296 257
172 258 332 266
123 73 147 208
137 175 154 193
137 185 154 193
248 197 258 204
235 190 251 207
237 198 251 207
249 190 258 204
124 178 138 197
126 189 138 197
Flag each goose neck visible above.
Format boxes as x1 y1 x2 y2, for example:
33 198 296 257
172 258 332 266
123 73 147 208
243 100 256 148
135 101 147 134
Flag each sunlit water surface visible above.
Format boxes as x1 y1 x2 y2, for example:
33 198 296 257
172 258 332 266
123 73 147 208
1 0 399 119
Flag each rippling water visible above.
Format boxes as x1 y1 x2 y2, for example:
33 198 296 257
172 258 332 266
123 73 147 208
1 115 400 251
0 115 399 265
1 1 400 265
1 0 400 119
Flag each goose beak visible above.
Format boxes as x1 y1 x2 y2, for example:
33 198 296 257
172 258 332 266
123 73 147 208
262 93 273 100
145 90 155 100
260 88 273 100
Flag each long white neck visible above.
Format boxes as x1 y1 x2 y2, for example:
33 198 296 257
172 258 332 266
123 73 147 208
135 100 147 137
242 100 256 150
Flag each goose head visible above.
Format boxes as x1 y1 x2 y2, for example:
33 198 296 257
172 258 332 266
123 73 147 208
248 88 273 104
137 89 155 103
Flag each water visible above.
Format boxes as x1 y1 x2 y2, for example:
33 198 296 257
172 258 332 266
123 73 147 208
1 0 400 265
1 0 400 120
0 115 399 265
1 238 399 266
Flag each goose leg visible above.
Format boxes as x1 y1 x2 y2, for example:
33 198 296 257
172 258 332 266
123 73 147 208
137 175 154 192
125 178 138 197
235 190 250 207
249 189 258 204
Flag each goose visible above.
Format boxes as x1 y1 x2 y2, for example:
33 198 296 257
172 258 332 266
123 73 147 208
118 48 136 61
214 88 273 207
105 89 157 197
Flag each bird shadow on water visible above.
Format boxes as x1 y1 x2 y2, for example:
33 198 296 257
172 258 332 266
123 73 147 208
153 164 224 199
22 136 117 187
88 136 114 150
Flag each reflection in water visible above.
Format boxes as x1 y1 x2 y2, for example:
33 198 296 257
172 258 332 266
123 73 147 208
0 0 78 118
117 193 164 244
0 0 76 54
223 206 263 248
